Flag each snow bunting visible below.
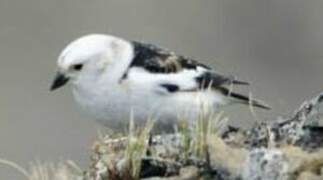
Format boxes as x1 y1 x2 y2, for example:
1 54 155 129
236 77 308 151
50 34 270 132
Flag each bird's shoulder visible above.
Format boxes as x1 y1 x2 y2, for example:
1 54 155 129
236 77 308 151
129 41 211 73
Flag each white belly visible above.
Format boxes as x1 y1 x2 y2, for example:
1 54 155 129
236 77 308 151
72 81 227 132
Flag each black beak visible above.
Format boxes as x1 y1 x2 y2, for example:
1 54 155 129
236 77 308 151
50 72 69 91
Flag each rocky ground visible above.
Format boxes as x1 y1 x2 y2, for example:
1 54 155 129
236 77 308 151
4 92 323 180
79 92 323 180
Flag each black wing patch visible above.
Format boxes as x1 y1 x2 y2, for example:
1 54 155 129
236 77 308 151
195 71 249 89
129 41 210 73
160 84 179 93
196 72 231 89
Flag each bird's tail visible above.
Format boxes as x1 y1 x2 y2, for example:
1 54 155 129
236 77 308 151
219 87 271 110
232 79 250 85
229 91 271 110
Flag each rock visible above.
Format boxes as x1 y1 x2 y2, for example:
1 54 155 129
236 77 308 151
297 172 322 180
179 166 200 180
223 92 323 151
242 148 289 180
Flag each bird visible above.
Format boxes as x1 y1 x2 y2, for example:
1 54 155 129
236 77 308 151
50 34 270 132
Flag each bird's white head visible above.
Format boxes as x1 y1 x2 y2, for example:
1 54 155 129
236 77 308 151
50 34 134 91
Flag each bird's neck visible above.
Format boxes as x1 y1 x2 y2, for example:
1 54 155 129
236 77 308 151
100 41 135 83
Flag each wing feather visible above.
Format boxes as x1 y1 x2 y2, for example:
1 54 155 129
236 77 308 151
128 41 247 87
125 41 270 110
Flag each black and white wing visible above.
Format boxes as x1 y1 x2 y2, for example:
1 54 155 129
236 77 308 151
127 41 247 84
125 41 270 110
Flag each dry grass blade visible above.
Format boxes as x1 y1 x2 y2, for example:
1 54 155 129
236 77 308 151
29 161 83 180
248 92 260 123
0 158 30 179
125 115 154 179
191 101 228 160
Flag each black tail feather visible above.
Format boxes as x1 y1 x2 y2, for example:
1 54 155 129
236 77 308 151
230 92 271 110
219 87 271 110
232 79 250 85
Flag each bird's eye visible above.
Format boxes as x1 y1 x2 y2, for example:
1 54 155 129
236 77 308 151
72 64 83 71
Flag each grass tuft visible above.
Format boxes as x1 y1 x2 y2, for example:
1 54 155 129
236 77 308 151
125 115 154 179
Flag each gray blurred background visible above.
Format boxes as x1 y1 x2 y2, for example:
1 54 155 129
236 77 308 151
1 0 323 179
